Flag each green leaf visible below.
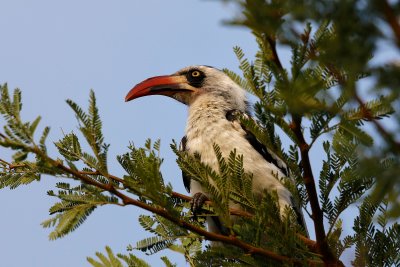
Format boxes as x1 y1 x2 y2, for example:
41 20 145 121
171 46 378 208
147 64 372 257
135 236 175 255
338 121 373 146
54 133 82 161
160 256 176 267
42 204 96 240
87 246 124 267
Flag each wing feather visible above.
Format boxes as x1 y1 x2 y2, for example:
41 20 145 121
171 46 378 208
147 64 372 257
226 110 289 176
179 136 191 193
226 109 308 236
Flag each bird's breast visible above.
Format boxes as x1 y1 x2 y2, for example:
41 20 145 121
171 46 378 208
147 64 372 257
185 117 230 167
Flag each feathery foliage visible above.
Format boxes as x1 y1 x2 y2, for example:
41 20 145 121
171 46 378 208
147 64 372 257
87 246 153 267
1 0 400 266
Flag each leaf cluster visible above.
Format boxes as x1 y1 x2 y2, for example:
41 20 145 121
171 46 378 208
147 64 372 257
173 142 314 264
222 0 399 264
2 0 400 266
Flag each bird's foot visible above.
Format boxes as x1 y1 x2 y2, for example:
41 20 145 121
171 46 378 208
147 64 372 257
191 192 209 219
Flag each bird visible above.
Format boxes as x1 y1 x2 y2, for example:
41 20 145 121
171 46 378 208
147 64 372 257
125 65 307 235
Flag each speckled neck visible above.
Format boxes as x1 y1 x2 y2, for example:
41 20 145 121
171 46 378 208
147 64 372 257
185 94 232 139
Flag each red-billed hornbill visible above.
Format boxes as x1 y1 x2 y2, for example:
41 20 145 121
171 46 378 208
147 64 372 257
125 65 307 234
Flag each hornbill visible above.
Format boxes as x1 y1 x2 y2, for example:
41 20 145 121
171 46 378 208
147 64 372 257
125 65 307 235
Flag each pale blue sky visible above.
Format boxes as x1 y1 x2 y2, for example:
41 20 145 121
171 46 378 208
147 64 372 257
1 1 398 266
0 1 260 266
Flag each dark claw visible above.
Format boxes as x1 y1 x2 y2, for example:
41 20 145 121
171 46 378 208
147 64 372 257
191 192 209 218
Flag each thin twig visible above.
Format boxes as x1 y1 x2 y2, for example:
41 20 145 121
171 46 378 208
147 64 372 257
381 0 400 46
0 158 9 166
0 158 25 169
171 191 254 218
266 36 283 69
354 93 400 153
78 170 125 184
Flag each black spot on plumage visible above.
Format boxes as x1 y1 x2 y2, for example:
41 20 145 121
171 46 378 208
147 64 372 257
179 136 191 193
179 135 187 151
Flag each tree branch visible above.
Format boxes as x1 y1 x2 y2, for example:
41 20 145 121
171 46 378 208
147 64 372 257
266 36 283 69
170 191 317 251
78 170 125 184
264 33 342 266
291 115 342 266
0 156 316 252
110 188 302 264
0 158 28 170
381 0 400 46
22 147 319 265
0 134 318 260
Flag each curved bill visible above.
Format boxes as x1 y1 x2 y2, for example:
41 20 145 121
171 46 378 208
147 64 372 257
125 75 194 102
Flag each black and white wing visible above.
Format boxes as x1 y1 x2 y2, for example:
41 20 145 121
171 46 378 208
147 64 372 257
226 109 308 236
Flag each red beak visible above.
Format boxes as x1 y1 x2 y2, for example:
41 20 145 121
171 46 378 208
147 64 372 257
125 75 194 102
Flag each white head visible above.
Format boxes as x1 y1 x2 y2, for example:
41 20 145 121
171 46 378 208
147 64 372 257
125 65 248 112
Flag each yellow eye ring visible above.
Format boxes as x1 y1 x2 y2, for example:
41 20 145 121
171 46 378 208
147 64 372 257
191 70 201 77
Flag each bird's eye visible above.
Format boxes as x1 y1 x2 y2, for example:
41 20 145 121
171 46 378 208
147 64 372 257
191 70 201 77
186 69 205 87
